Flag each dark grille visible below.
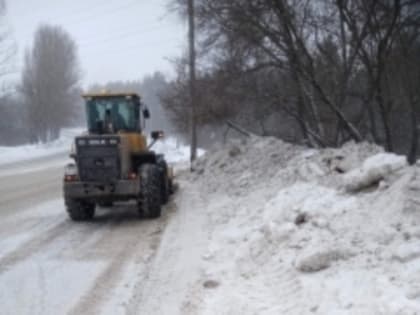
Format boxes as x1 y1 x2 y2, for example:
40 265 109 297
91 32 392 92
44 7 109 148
76 143 120 182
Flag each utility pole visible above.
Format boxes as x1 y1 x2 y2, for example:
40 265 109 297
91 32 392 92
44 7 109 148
188 0 197 169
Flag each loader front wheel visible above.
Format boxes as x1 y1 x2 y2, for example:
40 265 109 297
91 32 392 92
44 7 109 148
138 164 162 218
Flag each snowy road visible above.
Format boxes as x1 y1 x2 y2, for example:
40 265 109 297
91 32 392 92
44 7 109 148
0 155 208 315
2 136 420 315
0 154 66 217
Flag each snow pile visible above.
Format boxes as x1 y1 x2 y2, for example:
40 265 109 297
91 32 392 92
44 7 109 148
152 137 204 164
0 128 83 166
343 153 407 192
179 136 420 314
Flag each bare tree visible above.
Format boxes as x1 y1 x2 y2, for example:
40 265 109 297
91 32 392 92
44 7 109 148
0 0 17 91
165 0 420 159
20 25 81 143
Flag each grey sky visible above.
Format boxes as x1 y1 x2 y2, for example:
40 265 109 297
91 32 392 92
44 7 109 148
6 0 185 88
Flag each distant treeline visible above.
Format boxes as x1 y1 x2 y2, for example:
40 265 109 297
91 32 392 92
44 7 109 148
0 69 174 145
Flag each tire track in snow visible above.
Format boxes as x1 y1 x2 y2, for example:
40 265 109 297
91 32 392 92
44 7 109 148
68 205 174 315
0 220 71 275
0 174 61 218
0 212 62 243
125 182 208 315
0 178 59 208
260 265 305 314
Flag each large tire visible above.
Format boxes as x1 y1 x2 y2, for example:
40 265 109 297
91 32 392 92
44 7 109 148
161 173 170 205
137 164 162 218
168 178 175 195
156 157 170 204
65 199 95 221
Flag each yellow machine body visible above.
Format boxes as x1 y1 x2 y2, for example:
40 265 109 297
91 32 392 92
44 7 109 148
120 132 148 153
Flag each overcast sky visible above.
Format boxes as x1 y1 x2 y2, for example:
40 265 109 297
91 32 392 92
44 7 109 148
5 0 185 88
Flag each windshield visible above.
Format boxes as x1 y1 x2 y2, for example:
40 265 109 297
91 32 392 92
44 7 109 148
85 97 139 133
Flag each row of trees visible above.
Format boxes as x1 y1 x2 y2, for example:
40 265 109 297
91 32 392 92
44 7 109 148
162 0 420 161
0 1 172 145
0 22 83 144
20 25 83 143
0 1 83 144
0 1 22 144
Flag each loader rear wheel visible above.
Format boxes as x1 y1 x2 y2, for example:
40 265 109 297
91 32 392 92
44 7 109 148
65 199 95 221
161 172 170 205
138 164 162 218
157 158 170 204
168 178 175 195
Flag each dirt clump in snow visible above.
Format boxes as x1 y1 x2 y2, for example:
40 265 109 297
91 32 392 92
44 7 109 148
203 280 220 289
294 212 309 226
295 246 355 272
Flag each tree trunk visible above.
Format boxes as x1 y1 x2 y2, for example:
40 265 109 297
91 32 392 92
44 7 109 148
408 97 418 164
376 89 393 152
188 0 198 167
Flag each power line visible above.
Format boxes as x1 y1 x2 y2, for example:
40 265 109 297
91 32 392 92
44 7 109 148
17 0 144 38
48 0 116 21
13 38 182 72
78 23 176 48
17 0 115 27
72 18 165 42
79 37 182 58
50 0 141 27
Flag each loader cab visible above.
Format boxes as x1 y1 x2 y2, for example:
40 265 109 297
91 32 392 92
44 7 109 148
83 93 149 135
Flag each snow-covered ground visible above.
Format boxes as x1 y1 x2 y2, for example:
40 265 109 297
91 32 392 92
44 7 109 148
152 137 204 163
172 136 420 314
1 133 420 314
0 128 83 166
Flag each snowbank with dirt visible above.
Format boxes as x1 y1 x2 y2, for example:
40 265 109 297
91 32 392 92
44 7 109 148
152 137 205 164
343 152 407 192
176 136 420 314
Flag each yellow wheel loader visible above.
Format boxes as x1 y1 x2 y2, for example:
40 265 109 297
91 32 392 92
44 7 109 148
63 92 173 221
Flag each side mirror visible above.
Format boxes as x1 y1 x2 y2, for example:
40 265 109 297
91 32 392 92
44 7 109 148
143 108 150 119
151 130 164 140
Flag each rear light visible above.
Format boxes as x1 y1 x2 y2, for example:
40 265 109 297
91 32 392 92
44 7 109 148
128 172 137 180
64 175 78 182
64 164 78 182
